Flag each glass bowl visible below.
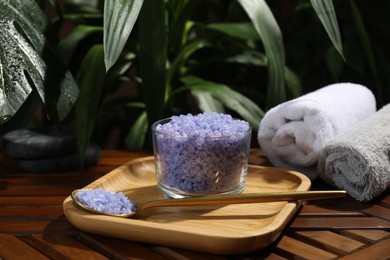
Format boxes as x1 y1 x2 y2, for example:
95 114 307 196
152 117 252 198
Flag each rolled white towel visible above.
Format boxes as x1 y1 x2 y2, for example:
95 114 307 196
318 104 390 201
257 82 376 180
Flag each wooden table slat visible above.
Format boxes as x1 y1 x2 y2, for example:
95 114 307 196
30 234 110 260
150 245 229 260
261 253 289 260
381 194 390 206
299 205 365 216
362 204 390 221
0 217 77 234
0 186 80 196
0 196 66 205
290 216 390 229
305 197 371 212
340 230 390 244
0 206 64 218
20 235 73 259
294 231 365 255
0 173 98 184
339 238 390 260
0 234 50 260
75 233 169 260
276 236 338 259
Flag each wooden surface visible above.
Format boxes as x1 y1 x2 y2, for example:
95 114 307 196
1 149 390 259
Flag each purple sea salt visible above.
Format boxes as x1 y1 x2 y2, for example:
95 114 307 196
152 112 251 197
76 188 136 215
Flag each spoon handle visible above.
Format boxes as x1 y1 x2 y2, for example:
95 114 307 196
139 190 346 211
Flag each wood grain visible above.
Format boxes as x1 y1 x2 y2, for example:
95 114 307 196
1 149 390 259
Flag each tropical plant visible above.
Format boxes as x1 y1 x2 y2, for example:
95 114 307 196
0 0 348 158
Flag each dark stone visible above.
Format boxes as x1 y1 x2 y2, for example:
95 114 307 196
14 143 101 173
2 126 77 159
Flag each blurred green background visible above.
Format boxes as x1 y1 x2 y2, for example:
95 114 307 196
0 0 388 155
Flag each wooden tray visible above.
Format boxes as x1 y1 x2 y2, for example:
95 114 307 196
63 156 311 254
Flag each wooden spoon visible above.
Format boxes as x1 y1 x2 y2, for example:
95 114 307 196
71 189 346 218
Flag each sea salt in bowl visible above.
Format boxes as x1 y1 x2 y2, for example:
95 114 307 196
152 112 252 198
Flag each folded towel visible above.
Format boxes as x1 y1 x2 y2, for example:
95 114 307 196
257 82 376 180
318 104 390 201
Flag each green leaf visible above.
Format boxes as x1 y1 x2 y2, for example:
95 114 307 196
104 0 143 71
139 0 167 125
75 44 106 164
125 110 148 150
207 23 260 41
167 0 196 51
191 90 224 113
64 0 100 6
167 38 210 89
284 68 302 98
237 0 286 109
178 76 264 131
226 50 267 66
58 25 103 59
0 0 78 123
0 89 40 129
310 0 345 60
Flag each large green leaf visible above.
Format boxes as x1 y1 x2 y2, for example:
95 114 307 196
177 76 264 131
167 0 195 51
75 44 106 164
191 90 224 113
284 67 302 98
58 25 103 59
310 0 345 60
64 0 100 7
139 0 167 126
226 50 267 66
237 0 286 109
166 38 210 91
207 23 260 41
104 0 143 71
0 0 78 124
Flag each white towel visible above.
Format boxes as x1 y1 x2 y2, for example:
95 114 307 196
318 104 390 201
257 82 376 179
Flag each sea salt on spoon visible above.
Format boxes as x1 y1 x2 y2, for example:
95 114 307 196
71 188 346 218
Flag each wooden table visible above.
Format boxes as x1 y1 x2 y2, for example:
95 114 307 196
1 149 390 259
